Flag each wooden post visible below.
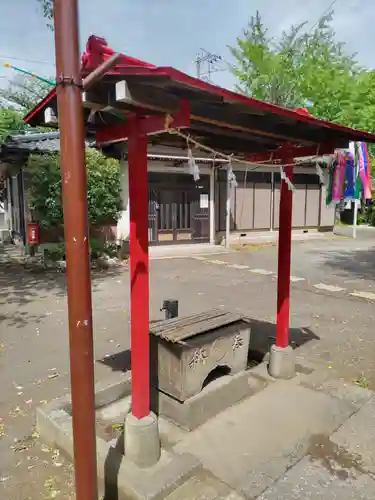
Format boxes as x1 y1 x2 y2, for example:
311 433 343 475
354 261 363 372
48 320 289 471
276 164 293 348
225 166 231 248
209 166 215 244
128 116 150 419
53 0 98 498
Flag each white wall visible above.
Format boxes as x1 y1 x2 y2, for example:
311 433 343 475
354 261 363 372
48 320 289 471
116 156 130 244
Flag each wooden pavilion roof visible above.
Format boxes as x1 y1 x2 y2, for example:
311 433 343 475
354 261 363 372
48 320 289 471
24 35 375 159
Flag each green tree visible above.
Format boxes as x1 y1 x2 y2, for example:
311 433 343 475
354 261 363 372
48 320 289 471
85 149 122 226
346 70 375 165
230 10 362 123
0 74 53 113
27 150 121 229
0 74 54 142
230 11 306 107
0 108 25 144
37 0 53 30
297 14 362 123
27 153 63 228
0 109 25 205
344 70 375 132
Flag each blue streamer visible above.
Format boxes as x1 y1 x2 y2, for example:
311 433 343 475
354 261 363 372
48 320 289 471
344 152 355 200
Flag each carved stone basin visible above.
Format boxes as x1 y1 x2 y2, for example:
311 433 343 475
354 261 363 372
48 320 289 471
150 309 251 402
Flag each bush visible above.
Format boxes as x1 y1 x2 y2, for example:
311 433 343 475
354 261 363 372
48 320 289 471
103 241 118 258
90 238 105 259
44 243 65 262
27 149 121 229
27 153 63 229
90 239 118 259
43 239 117 263
357 211 367 225
85 149 121 225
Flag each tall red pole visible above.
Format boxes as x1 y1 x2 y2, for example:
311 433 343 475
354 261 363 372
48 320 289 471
276 163 294 348
128 116 150 419
53 1 98 498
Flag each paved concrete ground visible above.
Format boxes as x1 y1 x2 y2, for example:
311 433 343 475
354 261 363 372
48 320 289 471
149 242 229 259
1 235 375 498
334 224 375 240
170 365 374 499
257 390 375 499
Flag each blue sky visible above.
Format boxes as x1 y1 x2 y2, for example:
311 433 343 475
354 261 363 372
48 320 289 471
0 0 373 92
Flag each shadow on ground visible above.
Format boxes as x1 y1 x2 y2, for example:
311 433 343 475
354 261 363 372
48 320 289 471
97 318 320 372
98 349 132 373
319 246 375 283
0 265 126 328
247 319 319 362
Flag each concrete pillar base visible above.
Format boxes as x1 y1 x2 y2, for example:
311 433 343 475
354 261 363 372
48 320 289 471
268 344 295 379
124 412 161 468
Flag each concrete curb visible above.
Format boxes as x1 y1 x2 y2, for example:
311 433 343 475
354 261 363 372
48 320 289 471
35 365 272 497
156 370 269 430
36 375 202 500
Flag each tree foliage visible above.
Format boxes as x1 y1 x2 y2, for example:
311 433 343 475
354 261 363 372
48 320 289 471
230 11 306 107
1 5 121 230
37 0 54 30
0 74 53 113
230 10 365 125
27 149 121 229
0 108 25 144
85 149 122 226
27 153 63 228
0 75 54 142
344 70 375 131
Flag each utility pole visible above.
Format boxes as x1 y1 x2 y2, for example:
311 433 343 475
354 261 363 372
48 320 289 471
195 48 224 82
53 1 98 499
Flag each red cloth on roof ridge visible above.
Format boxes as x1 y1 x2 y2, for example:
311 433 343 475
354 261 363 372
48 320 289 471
81 35 155 72
295 108 310 116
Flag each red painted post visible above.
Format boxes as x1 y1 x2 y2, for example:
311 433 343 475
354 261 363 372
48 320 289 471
276 163 293 348
128 116 150 419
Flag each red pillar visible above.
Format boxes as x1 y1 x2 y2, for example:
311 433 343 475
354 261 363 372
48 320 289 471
276 163 293 348
128 116 150 419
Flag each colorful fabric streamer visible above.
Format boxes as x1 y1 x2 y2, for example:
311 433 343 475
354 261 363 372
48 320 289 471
325 160 334 206
349 142 361 200
357 142 367 197
358 142 372 200
364 143 372 199
326 142 372 207
331 150 346 203
357 142 372 200
343 152 355 200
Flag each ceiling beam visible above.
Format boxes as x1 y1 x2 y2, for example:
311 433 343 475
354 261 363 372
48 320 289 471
96 100 190 146
247 144 336 162
191 121 277 146
115 80 313 143
85 80 314 145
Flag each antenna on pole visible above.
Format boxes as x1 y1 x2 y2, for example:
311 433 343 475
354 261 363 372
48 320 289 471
195 48 225 82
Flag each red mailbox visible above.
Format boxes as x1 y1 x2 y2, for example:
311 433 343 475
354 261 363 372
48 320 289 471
27 223 39 245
